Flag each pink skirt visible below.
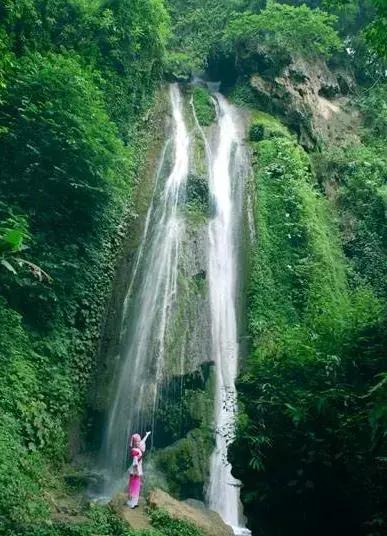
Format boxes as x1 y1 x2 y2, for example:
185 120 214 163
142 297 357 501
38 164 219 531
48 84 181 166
128 474 141 498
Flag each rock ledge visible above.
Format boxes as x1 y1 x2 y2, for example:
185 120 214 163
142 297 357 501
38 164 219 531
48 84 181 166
148 488 234 536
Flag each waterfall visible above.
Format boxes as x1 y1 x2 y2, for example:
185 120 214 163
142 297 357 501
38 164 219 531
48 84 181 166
100 84 190 493
206 94 251 536
99 83 251 534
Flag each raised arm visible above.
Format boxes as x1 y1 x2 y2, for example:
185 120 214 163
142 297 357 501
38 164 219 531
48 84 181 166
139 431 151 451
142 431 151 444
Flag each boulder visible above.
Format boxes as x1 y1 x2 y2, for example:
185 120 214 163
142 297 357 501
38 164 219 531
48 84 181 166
148 488 234 536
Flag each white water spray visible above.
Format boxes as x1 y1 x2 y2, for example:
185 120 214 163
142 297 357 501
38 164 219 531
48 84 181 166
206 94 251 536
100 84 190 493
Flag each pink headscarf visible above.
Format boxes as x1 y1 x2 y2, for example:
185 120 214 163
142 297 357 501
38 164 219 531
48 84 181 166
130 433 141 447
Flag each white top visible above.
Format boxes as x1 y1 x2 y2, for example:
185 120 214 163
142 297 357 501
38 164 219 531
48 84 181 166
128 432 151 476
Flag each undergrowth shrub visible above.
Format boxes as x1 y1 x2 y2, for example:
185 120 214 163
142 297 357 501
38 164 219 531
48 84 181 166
150 508 204 536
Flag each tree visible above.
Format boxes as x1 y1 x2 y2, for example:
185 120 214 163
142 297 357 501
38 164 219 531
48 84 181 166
224 1 342 59
324 0 387 57
165 0 234 72
364 0 387 57
0 53 129 240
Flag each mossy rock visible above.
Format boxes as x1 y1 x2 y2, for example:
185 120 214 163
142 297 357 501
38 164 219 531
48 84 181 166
151 365 215 500
152 363 214 450
249 111 291 142
152 427 214 500
192 86 216 127
148 491 234 536
185 172 210 221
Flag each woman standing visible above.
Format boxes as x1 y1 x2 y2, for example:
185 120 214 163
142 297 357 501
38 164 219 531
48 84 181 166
127 431 151 508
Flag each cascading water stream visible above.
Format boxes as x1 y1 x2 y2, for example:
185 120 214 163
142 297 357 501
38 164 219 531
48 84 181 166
100 84 190 494
99 82 250 534
205 94 251 536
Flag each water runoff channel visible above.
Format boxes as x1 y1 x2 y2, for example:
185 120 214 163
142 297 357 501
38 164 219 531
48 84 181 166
99 83 252 536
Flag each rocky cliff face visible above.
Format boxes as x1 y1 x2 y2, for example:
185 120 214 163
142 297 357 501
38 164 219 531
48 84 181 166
232 54 359 149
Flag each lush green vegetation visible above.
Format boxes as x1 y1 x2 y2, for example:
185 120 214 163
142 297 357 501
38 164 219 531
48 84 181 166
165 0 232 74
224 3 342 59
227 31 387 535
149 365 214 499
1 0 387 534
0 0 168 529
1 503 153 536
150 508 205 536
191 86 216 127
0 504 204 536
165 0 386 79
325 0 387 57
231 121 387 534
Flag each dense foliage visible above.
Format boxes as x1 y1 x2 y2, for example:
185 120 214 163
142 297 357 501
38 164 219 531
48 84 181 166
230 118 387 534
150 508 205 536
228 60 387 536
224 3 342 59
1 0 387 534
166 0 386 78
164 0 232 75
0 0 168 529
191 86 216 127
0 504 203 536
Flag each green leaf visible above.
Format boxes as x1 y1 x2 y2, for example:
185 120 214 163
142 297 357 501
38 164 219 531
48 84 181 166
1 258 17 274
2 228 24 251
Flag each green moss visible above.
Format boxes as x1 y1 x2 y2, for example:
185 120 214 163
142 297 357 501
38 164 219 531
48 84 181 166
152 427 213 500
192 86 216 127
229 82 292 140
247 136 350 348
192 134 207 178
249 110 291 142
151 366 215 500
185 173 210 219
